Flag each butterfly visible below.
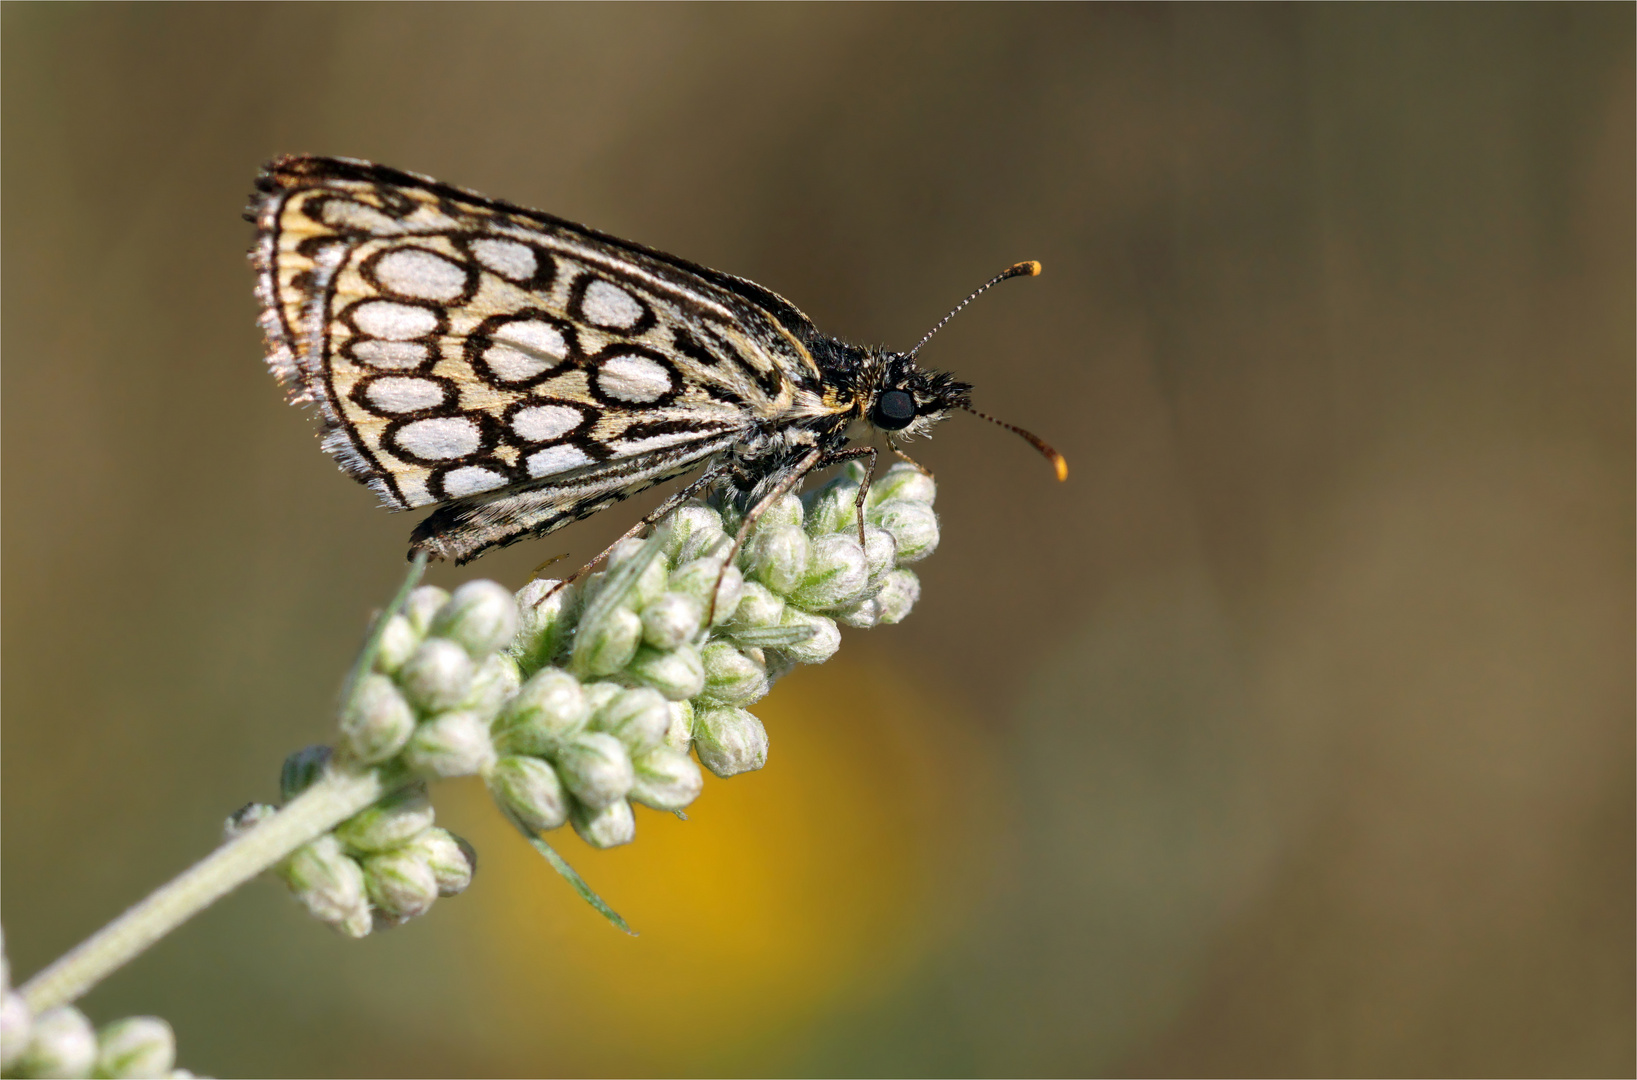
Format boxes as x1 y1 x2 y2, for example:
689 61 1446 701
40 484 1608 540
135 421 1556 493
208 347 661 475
250 155 1065 566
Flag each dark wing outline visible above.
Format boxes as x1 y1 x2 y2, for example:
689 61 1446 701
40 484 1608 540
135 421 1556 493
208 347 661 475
257 155 824 356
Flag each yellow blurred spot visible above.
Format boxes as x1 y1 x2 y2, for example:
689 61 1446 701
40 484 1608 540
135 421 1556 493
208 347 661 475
443 655 998 1074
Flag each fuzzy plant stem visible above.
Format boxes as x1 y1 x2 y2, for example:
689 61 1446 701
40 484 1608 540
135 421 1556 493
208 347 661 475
18 768 388 1015
18 554 433 1015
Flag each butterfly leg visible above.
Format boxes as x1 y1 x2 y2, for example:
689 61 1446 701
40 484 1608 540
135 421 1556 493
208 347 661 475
529 552 575 580
889 443 935 480
816 445 877 549
550 465 730 598
705 447 827 625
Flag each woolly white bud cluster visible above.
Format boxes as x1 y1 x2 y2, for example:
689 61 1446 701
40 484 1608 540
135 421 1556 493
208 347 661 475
227 755 474 940
347 579 522 777
485 461 936 846
253 462 937 929
0 929 197 1079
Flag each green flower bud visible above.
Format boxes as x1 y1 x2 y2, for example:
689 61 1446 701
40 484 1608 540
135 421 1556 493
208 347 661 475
866 462 936 508
403 709 496 778
280 835 370 938
835 595 882 629
576 606 643 676
659 503 725 562
869 499 939 564
728 581 785 630
746 524 810 594
602 536 640 566
333 786 434 854
555 732 634 809
398 638 474 712
460 653 522 719
762 647 799 684
640 592 703 650
404 585 451 637
486 754 568 831
677 506 730 563
628 746 704 811
692 705 769 777
571 798 636 849
223 802 277 844
494 668 588 755
1 992 31 1072
861 525 897 587
362 847 439 920
279 745 332 801
340 674 415 763
94 1016 175 1080
625 643 705 701
430 580 519 658
592 687 671 753
874 568 921 624
580 680 621 715
401 827 475 897
760 492 805 531
788 533 869 611
699 641 768 707
509 579 578 676
374 613 420 674
778 609 841 665
16 1006 95 1079
802 467 863 537
604 538 671 610
663 699 694 751
668 558 744 625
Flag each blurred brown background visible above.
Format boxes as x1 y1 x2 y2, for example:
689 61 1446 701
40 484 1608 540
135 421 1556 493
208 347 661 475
3 4 1631 1077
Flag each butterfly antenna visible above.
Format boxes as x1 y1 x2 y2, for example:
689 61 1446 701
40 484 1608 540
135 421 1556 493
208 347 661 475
908 261 1042 358
959 405 1069 482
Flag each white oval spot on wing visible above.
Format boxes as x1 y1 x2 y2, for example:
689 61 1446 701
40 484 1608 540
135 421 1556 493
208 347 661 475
352 300 438 341
595 354 673 403
373 248 469 301
481 320 569 383
581 279 645 329
495 319 567 357
510 404 583 442
350 340 431 370
440 465 510 498
470 238 537 281
320 199 403 234
526 444 593 477
482 345 552 383
392 417 482 460
366 377 446 413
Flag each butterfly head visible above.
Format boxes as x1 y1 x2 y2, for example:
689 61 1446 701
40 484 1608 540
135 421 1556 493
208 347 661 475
864 350 972 440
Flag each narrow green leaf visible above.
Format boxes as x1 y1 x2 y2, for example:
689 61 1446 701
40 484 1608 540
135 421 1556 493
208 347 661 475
729 625 819 648
499 804 636 936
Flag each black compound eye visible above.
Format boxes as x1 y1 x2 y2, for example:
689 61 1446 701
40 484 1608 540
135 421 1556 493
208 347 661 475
872 389 917 430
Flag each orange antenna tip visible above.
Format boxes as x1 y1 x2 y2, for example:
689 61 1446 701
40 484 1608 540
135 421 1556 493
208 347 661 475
959 405 1067 483
1012 260 1043 277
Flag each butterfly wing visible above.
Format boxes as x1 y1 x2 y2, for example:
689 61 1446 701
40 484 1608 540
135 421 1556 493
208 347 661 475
251 155 828 558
